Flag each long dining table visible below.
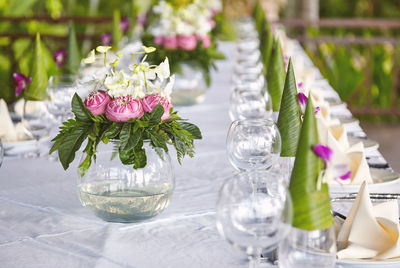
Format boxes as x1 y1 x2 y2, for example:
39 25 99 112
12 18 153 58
0 41 397 268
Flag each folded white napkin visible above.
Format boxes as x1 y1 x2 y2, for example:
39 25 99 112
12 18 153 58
0 99 28 142
337 181 400 260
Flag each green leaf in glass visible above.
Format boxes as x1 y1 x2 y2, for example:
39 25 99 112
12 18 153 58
288 96 333 231
113 9 123 50
25 33 48 101
260 20 273 74
277 58 302 157
266 38 286 112
66 23 81 74
252 1 264 37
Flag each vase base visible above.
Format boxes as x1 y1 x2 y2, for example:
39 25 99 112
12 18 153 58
171 88 206 106
78 182 173 223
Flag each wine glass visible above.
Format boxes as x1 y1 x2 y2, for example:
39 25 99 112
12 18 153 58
45 74 79 124
229 87 271 121
226 119 281 171
22 101 54 156
216 170 292 268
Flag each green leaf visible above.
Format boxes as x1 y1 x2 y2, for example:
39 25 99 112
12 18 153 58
179 122 202 139
148 104 164 125
133 148 147 169
260 21 273 74
252 0 265 37
6 0 40 16
25 33 48 101
71 93 93 122
119 146 135 165
104 122 123 139
289 97 333 231
66 23 81 75
266 39 286 112
113 9 123 49
277 58 302 157
58 126 88 170
147 130 168 153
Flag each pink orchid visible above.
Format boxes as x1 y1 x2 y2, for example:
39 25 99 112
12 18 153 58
101 33 112 46
163 36 178 50
53 49 67 68
13 72 32 96
120 17 130 32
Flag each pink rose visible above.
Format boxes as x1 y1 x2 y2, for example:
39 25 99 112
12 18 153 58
177 35 197 51
163 36 178 50
84 90 110 116
142 94 173 121
105 96 144 122
153 35 164 46
197 35 211 48
208 18 216 29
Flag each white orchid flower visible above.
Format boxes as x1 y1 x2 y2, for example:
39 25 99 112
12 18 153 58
163 75 175 100
96 46 112 53
155 58 170 80
104 70 130 91
83 50 96 64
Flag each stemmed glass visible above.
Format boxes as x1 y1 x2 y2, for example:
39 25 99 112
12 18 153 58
226 119 281 171
22 101 53 157
229 86 271 121
45 74 79 124
216 170 292 268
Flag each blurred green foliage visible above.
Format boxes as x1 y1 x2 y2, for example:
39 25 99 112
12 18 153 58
304 0 400 119
0 0 146 103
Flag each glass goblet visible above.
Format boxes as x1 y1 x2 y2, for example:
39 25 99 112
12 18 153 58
216 170 292 268
22 101 54 156
45 74 79 124
229 85 272 122
226 119 281 171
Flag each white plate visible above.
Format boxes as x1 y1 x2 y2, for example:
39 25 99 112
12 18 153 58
329 168 400 193
336 258 400 267
3 136 50 156
348 137 379 151
339 117 360 126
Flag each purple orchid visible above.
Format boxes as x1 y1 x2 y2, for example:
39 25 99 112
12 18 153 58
313 144 332 166
314 144 352 183
283 55 289 70
53 49 66 68
297 92 307 107
101 33 112 46
297 82 303 89
315 106 321 115
120 17 130 32
13 72 32 96
136 15 147 26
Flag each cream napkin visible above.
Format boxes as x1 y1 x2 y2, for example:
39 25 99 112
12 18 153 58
337 182 400 260
0 99 28 142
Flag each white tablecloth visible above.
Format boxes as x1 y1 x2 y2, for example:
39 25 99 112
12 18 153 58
0 42 397 268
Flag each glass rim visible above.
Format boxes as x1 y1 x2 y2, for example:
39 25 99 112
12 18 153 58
230 118 276 127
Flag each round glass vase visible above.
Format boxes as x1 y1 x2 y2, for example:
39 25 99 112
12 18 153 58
77 141 175 223
171 61 207 106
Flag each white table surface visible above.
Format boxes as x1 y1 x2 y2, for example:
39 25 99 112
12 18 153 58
0 41 397 268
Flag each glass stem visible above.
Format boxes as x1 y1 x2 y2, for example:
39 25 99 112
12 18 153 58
248 255 260 268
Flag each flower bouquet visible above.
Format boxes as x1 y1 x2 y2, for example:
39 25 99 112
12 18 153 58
141 0 225 105
50 45 202 177
50 45 202 222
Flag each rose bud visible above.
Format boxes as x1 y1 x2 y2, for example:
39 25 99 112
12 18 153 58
142 94 173 121
105 96 144 122
197 35 211 48
163 35 178 50
177 35 197 51
84 90 111 116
